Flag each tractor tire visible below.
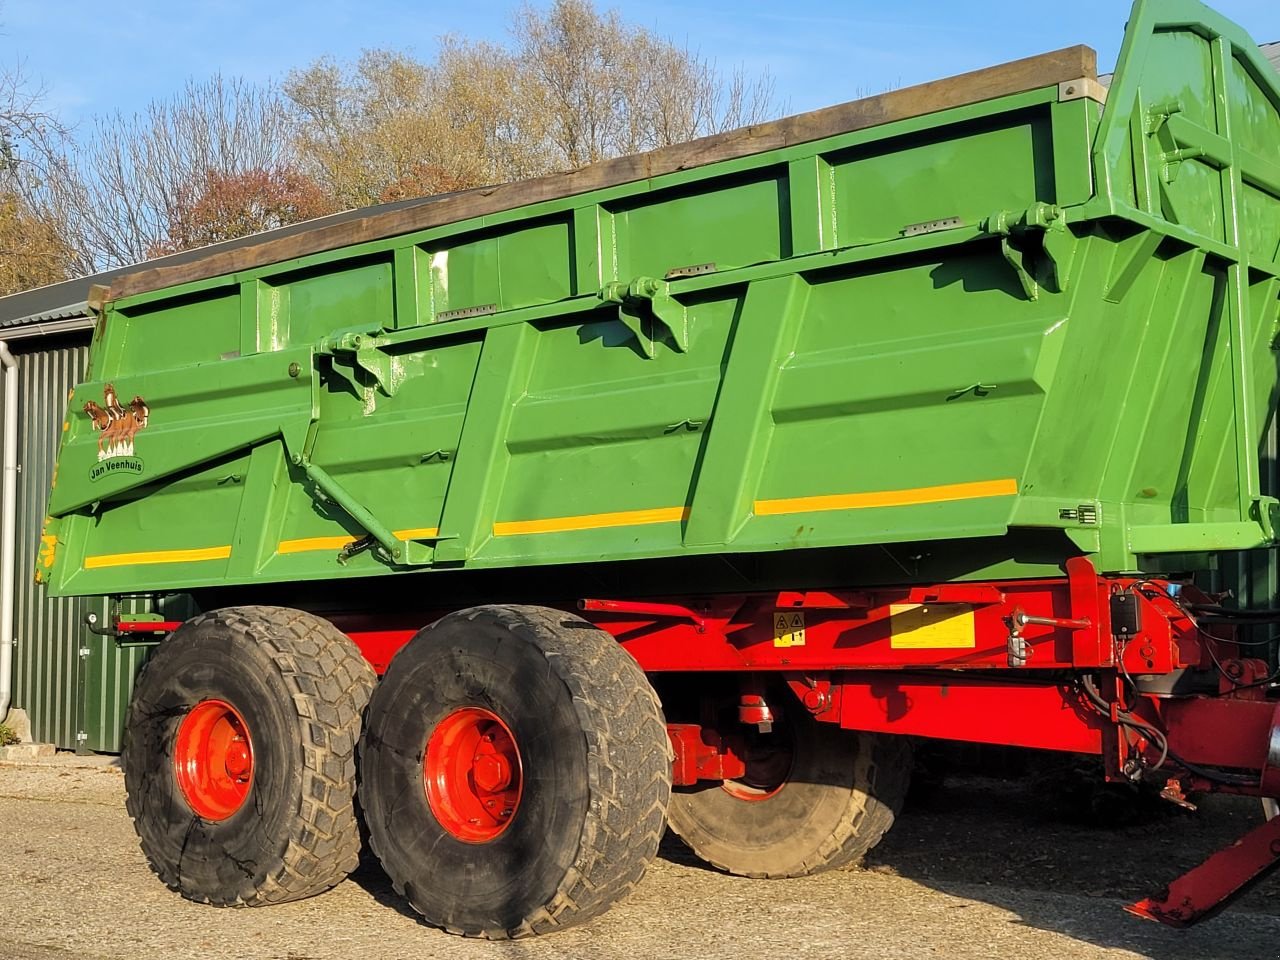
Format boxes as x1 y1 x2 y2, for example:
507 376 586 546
359 604 671 938
122 606 375 905
667 716 911 878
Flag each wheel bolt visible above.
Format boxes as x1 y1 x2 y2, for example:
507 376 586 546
472 754 511 792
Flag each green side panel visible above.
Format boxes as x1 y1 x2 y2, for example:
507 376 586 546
491 299 731 540
613 173 789 275
829 108 1056 238
428 218 575 317
104 289 241 376
280 257 396 345
38 0 1280 598
761 250 1047 508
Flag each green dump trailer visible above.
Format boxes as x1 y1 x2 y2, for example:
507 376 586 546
39 0 1280 936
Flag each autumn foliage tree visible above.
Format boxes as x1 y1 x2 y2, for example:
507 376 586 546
0 192 71 295
149 167 331 256
283 49 473 211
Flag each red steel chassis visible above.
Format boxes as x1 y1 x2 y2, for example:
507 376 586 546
120 557 1280 927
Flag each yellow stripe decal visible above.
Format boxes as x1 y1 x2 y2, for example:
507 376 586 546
494 506 689 537
278 535 357 555
90 482 1012 567
84 545 232 570
754 478 1019 517
277 527 441 555
395 526 442 540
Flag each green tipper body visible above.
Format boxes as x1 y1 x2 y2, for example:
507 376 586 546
39 0 1280 599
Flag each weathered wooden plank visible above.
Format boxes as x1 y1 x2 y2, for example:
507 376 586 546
109 44 1097 302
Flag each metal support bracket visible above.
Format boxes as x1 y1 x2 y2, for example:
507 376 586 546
980 203 1074 301
1058 77 1108 105
317 329 398 396
599 277 689 359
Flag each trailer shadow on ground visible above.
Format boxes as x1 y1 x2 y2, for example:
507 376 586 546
349 854 426 924
862 770 1280 960
343 763 1280 958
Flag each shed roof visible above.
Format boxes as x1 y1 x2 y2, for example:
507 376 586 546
0 195 453 338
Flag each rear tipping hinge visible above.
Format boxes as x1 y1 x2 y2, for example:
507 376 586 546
599 276 689 359
1253 496 1280 542
980 203 1075 301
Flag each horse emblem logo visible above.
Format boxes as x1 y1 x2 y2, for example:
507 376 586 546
84 383 149 463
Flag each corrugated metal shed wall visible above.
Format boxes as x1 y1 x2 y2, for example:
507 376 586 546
3 337 154 752
9 341 87 749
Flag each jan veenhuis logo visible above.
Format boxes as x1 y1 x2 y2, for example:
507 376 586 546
84 383 149 481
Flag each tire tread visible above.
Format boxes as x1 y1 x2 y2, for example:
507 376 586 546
363 604 671 939
124 605 375 906
668 725 912 879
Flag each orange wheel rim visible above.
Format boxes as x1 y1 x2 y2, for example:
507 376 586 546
173 699 254 821
721 728 794 803
424 707 523 842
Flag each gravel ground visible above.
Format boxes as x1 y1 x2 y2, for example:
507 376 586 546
3 755 1280 960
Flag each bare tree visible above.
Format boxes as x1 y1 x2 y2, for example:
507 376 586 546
0 62 62 188
46 75 313 271
15 0 779 277
512 0 777 168
0 5 74 293
285 0 780 206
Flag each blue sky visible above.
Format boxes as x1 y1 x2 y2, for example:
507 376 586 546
4 1 1280 128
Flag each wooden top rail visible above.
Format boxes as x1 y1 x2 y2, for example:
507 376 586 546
108 44 1097 302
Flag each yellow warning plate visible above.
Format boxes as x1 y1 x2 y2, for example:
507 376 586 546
773 611 806 648
888 603 976 649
